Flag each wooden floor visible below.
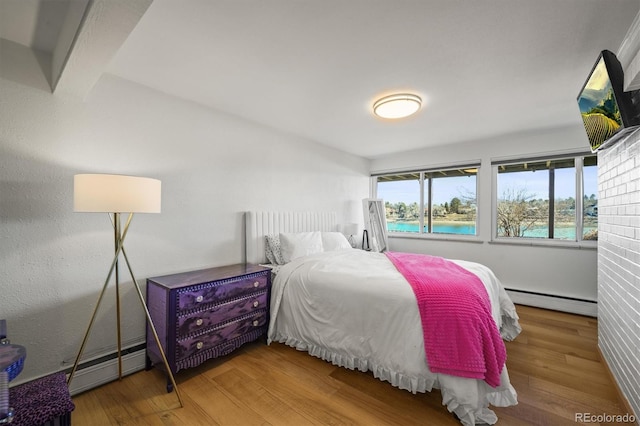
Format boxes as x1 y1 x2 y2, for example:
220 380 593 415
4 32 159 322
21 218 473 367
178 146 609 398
72 305 631 425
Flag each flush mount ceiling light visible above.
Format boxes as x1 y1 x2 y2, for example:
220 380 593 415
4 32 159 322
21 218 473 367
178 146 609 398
373 93 422 119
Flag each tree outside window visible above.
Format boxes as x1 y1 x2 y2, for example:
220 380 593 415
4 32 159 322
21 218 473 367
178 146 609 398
494 155 597 241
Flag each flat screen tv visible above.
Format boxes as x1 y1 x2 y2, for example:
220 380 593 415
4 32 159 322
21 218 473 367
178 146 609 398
577 49 640 152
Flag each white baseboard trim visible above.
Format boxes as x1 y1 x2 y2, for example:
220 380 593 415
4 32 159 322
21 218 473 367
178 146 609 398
67 349 147 396
506 289 597 317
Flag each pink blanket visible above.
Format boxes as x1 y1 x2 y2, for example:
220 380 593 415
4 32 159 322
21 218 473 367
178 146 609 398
385 251 506 387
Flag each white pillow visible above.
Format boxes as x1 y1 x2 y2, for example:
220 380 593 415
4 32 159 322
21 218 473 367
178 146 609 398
279 232 323 263
264 234 285 265
321 232 353 251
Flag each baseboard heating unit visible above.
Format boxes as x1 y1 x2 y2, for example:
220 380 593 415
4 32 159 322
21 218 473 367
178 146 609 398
63 343 147 396
506 288 597 317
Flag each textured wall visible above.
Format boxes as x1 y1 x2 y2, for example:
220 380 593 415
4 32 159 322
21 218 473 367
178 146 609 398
597 131 640 418
0 73 369 384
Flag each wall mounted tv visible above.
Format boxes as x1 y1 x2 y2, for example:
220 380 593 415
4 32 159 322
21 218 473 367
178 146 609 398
577 49 640 152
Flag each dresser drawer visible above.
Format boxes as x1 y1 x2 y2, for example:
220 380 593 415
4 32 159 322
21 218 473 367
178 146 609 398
175 311 267 361
175 328 266 373
177 291 268 337
177 273 268 312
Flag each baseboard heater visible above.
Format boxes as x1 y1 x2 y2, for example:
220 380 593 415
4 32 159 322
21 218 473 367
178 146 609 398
63 343 147 396
506 288 597 317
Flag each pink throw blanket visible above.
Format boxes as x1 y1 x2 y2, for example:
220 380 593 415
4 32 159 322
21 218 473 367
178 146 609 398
385 251 506 387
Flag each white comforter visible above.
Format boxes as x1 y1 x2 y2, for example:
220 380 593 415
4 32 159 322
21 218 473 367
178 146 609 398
267 249 521 426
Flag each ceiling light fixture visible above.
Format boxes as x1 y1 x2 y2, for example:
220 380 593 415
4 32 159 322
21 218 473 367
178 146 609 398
373 93 422 119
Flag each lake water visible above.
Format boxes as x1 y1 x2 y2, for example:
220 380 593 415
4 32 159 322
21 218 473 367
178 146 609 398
388 222 475 235
387 222 596 239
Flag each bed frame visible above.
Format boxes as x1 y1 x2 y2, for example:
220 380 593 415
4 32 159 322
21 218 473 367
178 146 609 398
244 211 337 264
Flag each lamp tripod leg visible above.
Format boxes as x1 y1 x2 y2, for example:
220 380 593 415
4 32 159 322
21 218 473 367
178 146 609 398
67 213 131 388
67 247 123 387
120 247 184 408
68 213 182 408
114 213 123 380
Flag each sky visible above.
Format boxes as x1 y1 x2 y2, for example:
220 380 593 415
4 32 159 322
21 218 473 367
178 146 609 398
498 166 598 200
378 175 476 205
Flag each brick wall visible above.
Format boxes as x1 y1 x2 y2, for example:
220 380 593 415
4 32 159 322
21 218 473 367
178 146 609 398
597 129 640 418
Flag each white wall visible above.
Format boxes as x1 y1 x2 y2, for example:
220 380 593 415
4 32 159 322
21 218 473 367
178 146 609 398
370 125 598 305
597 130 640 418
0 73 370 383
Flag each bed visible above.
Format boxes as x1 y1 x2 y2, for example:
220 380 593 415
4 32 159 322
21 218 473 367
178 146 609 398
245 211 521 425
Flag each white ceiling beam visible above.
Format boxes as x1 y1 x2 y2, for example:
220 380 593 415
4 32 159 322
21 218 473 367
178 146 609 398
53 0 153 98
51 0 91 91
617 9 640 91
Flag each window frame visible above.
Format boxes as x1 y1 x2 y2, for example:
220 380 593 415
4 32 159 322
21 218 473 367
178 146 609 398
490 152 597 247
372 162 481 241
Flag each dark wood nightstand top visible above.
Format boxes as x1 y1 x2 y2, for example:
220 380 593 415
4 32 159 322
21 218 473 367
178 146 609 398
148 263 270 289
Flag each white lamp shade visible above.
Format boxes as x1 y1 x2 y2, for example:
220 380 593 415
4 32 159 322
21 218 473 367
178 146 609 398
342 223 359 235
74 174 161 213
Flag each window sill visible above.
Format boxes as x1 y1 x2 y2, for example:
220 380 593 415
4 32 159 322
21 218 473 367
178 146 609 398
488 238 597 250
388 232 484 244
387 233 598 250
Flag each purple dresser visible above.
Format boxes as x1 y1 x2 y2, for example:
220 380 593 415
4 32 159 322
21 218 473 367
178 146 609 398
146 264 271 391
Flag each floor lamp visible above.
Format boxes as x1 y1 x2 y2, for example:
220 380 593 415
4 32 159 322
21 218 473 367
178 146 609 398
67 174 183 407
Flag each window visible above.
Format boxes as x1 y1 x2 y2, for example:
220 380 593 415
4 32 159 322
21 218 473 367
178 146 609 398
428 170 477 235
493 154 597 242
375 165 478 236
377 173 421 233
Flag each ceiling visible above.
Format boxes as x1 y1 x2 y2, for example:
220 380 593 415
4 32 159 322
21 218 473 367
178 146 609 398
2 0 639 159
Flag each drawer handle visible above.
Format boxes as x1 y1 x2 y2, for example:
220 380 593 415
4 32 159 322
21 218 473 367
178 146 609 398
196 342 203 350
196 318 203 326
196 295 203 303
253 281 260 288
253 300 259 308
252 320 259 327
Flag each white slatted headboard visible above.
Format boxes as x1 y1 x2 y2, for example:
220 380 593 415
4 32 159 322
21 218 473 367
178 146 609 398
245 211 338 264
